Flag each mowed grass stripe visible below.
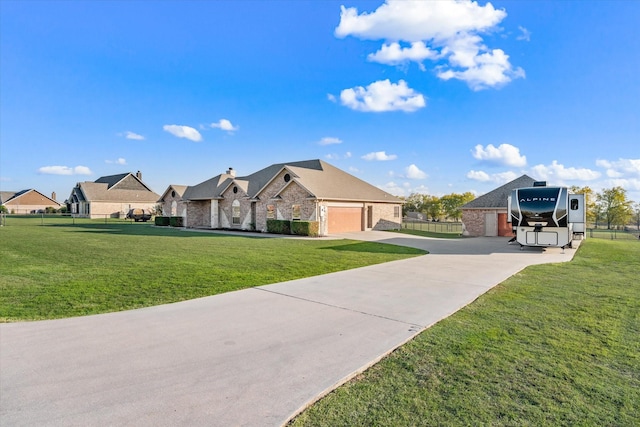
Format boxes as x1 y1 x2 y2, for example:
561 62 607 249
0 220 425 321
291 239 640 426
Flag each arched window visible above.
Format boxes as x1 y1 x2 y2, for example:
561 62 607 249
232 200 241 225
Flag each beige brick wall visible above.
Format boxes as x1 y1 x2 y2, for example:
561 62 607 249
89 202 155 219
160 192 186 218
369 203 402 231
186 201 211 228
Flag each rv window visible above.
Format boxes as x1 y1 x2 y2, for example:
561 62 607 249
571 199 579 210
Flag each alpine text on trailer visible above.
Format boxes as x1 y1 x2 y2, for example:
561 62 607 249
508 182 586 250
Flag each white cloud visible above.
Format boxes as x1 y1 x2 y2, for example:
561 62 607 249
530 160 601 182
368 41 439 69
472 143 527 167
38 165 92 176
405 164 428 179
163 125 202 142
335 0 523 90
325 152 352 160
340 79 425 112
327 93 337 103
362 151 398 161
466 170 490 182
318 137 343 146
517 26 531 42
211 119 239 132
124 131 144 140
106 158 127 165
596 158 640 178
466 169 517 184
438 47 525 91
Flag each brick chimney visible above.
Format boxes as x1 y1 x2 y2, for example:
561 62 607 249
136 171 142 180
51 192 57 201
226 167 236 177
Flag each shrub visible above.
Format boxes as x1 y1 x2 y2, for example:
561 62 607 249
267 219 319 236
291 221 319 237
155 216 170 226
170 216 184 227
267 219 290 235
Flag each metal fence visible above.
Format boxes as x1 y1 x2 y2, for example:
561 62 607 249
402 219 463 234
0 214 144 227
588 228 640 240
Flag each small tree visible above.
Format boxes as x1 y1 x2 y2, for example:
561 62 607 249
440 192 474 222
423 195 442 221
596 187 633 229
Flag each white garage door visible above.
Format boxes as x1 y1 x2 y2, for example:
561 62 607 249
328 207 363 234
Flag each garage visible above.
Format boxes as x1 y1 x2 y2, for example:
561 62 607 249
327 207 362 233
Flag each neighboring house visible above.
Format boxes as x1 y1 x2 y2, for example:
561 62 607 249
68 171 161 219
461 174 537 237
0 189 62 214
157 185 188 218
181 159 403 236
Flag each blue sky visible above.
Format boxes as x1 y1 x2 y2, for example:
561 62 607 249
1 0 639 204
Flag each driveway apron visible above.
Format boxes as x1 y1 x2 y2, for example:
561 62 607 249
0 233 580 426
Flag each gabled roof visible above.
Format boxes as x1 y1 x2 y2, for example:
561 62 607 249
158 185 189 202
183 159 401 204
0 189 61 206
462 174 537 209
182 173 235 200
72 172 160 202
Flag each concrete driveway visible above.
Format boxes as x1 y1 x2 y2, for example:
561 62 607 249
0 232 580 426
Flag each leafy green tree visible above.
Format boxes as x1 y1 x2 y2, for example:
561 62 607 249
440 192 474 221
595 187 633 229
423 195 442 221
402 193 425 216
569 186 597 223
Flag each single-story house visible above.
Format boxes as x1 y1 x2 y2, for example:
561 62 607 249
170 159 402 236
461 174 537 237
68 171 160 219
0 189 62 214
157 185 188 218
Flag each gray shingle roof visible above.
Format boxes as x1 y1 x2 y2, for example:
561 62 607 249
73 173 160 202
183 159 401 204
462 174 537 209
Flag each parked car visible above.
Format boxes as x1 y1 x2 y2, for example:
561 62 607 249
126 208 152 222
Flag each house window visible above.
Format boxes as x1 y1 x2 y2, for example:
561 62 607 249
284 173 291 183
292 204 301 220
267 205 275 219
394 206 400 218
232 200 241 225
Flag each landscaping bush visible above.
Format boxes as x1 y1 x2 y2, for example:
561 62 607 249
267 219 290 235
291 221 319 237
155 216 170 226
170 216 184 227
267 219 319 236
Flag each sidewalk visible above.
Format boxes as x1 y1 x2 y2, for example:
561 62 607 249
0 233 580 426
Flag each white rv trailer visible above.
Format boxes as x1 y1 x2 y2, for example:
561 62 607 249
508 183 586 249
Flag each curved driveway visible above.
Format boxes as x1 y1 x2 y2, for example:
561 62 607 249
0 232 580 426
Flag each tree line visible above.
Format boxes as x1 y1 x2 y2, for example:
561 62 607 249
570 186 638 229
401 186 639 230
401 192 475 222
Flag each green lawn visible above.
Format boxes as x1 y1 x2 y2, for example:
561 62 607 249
291 239 640 426
0 219 425 321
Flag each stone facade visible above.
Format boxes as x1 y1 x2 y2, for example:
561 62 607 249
160 191 186 218
179 160 404 236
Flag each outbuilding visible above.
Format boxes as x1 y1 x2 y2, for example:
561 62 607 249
461 174 537 237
